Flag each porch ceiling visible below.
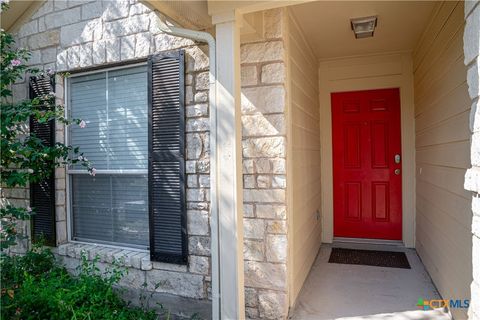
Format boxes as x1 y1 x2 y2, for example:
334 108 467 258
290 1 437 60
1 0 38 31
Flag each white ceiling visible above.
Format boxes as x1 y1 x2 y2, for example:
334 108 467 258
290 1 437 60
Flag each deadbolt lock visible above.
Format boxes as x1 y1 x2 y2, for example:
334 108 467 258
394 154 401 164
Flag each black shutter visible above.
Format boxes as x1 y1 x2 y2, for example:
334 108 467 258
29 75 56 246
148 50 187 264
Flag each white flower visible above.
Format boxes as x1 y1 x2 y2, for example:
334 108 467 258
26 206 32 212
90 168 97 176
79 120 86 128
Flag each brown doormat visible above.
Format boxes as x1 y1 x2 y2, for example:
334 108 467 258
328 248 411 269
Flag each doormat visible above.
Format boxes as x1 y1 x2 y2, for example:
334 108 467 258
328 248 411 269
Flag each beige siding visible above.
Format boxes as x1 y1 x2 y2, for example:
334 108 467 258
413 2 472 319
286 10 322 305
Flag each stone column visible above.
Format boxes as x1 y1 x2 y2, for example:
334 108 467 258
241 8 288 320
463 1 480 319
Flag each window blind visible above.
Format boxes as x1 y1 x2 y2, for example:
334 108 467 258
69 65 149 248
70 66 148 170
71 174 149 247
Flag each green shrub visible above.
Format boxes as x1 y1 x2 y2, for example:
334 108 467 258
1 1 93 253
0 246 159 320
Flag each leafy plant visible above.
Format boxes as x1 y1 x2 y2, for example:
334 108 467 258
0 2 94 251
0 4 196 319
0 246 159 320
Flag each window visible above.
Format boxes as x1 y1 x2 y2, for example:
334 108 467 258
66 51 187 262
68 65 149 249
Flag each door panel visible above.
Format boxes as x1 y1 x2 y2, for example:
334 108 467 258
345 182 361 221
332 88 402 240
344 124 361 168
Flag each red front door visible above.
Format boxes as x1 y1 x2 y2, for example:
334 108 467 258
332 88 402 240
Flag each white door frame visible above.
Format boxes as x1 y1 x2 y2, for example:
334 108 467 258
319 52 416 248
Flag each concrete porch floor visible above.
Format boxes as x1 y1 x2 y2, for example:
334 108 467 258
289 243 452 320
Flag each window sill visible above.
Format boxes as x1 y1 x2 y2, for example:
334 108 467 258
55 243 188 272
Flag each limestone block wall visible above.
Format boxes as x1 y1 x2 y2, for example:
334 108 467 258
240 8 289 320
6 0 212 314
464 1 480 319
0 189 30 254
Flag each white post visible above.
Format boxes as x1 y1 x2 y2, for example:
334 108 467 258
212 10 245 320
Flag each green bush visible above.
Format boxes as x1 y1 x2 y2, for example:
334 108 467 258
0 246 159 320
1 1 93 252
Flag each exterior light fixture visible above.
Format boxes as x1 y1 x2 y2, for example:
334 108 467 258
350 16 378 39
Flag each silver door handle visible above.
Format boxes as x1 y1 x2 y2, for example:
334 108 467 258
394 154 401 164
394 169 401 175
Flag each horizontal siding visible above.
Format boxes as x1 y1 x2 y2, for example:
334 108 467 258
413 2 472 319
415 82 471 132
416 141 470 168
415 56 468 117
413 1 457 72
416 164 470 199
416 110 470 147
287 10 322 306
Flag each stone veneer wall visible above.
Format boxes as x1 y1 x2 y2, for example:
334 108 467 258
464 1 480 319
0 186 30 255
240 8 289 320
6 0 212 316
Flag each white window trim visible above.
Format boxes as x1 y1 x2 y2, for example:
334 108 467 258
65 62 149 251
